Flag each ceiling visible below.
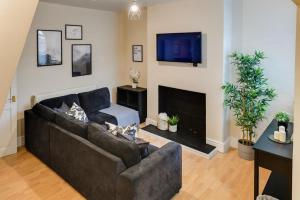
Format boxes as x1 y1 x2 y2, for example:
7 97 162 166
39 0 175 11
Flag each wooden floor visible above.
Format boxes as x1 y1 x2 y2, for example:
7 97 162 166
0 130 270 200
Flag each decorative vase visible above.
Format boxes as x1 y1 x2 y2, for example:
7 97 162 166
277 121 288 131
169 125 177 133
157 113 168 131
238 139 254 161
132 83 138 89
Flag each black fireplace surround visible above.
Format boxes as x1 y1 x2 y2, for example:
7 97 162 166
143 85 215 154
159 85 206 142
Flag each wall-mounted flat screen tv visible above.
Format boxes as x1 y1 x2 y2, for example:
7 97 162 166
156 32 202 65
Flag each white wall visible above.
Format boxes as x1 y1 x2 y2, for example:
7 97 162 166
118 9 148 88
230 0 297 143
147 0 229 148
17 2 121 137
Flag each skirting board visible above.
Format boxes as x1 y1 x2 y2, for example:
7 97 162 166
0 146 17 158
146 118 230 153
230 136 239 149
0 136 23 158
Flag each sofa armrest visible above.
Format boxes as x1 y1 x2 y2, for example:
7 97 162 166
116 142 182 200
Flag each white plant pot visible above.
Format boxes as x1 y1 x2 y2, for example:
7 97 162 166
169 125 177 133
132 83 138 88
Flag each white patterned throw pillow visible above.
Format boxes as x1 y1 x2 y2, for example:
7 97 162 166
66 102 89 123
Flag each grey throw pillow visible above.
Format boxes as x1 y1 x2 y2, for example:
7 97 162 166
66 102 89 123
54 102 69 113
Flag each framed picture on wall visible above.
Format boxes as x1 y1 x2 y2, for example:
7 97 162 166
72 44 92 77
37 30 62 67
132 45 143 62
65 25 83 40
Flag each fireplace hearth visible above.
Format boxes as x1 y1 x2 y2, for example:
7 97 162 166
142 86 216 155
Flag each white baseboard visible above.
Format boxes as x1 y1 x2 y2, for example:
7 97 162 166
0 146 17 158
0 136 23 158
17 136 25 147
230 136 239 149
146 118 230 153
206 137 230 153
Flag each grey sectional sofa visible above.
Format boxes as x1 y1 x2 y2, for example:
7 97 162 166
25 87 182 200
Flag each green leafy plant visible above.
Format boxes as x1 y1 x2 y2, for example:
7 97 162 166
222 51 276 146
275 112 290 123
168 115 179 126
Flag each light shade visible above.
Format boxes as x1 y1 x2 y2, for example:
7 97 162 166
128 0 141 20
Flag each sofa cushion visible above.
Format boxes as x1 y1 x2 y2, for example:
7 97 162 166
55 112 88 139
87 123 141 168
78 88 111 114
53 102 69 113
88 112 118 125
32 103 57 122
40 94 80 109
66 103 89 123
116 133 150 159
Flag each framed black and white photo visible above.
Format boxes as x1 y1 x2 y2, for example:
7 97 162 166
132 45 143 62
65 25 83 40
72 44 92 77
37 30 62 67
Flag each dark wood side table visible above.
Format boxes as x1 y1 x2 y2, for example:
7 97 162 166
117 85 147 123
253 120 293 200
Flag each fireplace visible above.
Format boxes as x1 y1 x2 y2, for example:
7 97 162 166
159 85 206 142
143 85 215 155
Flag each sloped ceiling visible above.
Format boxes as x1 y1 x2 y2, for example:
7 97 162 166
40 0 176 11
0 0 39 113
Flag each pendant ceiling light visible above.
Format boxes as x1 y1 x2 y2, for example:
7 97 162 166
128 0 142 20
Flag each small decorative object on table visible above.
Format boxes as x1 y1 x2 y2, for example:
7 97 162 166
168 115 179 133
157 113 169 131
273 126 286 142
129 68 141 88
275 112 290 130
270 125 292 144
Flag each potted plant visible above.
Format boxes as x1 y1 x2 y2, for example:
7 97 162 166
168 115 179 133
222 51 276 161
275 112 290 130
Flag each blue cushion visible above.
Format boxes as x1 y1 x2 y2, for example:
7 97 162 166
100 104 140 126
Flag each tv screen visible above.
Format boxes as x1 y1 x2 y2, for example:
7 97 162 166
156 32 202 64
